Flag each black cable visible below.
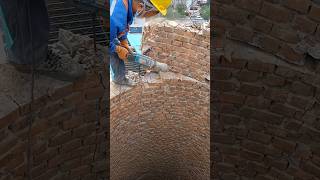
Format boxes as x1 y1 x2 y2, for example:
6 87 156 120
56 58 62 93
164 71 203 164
26 0 36 179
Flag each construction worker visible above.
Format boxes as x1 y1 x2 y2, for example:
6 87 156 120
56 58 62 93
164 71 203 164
110 0 172 86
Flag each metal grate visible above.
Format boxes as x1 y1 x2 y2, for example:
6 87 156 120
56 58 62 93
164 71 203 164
46 0 146 75
46 0 108 45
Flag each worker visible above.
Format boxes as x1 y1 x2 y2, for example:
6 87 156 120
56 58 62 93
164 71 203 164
110 0 172 86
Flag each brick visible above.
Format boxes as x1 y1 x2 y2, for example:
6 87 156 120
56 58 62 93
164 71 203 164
239 83 264 96
270 103 297 117
212 68 232 80
275 66 299 78
293 15 318 34
85 87 105 100
288 95 314 110
235 0 263 13
247 161 268 173
248 131 272 144
270 167 294 180
264 156 289 170
240 107 283 124
228 26 254 42
271 25 300 43
221 114 242 125
60 139 82 153
214 134 235 144
300 161 320 178
258 35 281 53
248 61 275 73
278 44 305 64
283 0 311 13
290 81 314 96
260 2 292 23
49 131 72 147
263 74 285 86
219 93 246 104
213 80 237 92
237 70 260 82
252 16 273 34
62 115 82 130
217 5 249 24
308 4 320 22
245 96 272 109
240 149 264 161
220 57 247 69
73 123 96 138
272 137 296 153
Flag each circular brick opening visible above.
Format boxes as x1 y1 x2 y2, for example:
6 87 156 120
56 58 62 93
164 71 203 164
110 79 210 180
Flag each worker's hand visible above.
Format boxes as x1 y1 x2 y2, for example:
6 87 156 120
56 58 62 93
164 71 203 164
120 39 135 54
116 46 129 62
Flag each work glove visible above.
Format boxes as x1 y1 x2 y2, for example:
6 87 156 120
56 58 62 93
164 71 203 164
120 39 136 54
116 45 129 62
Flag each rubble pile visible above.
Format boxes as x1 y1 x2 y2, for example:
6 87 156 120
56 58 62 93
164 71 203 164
49 29 105 72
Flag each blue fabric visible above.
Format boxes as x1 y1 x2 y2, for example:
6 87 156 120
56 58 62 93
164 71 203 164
110 0 134 53
110 0 134 81
110 53 126 82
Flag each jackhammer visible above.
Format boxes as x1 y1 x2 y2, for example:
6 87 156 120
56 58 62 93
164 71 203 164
113 38 169 72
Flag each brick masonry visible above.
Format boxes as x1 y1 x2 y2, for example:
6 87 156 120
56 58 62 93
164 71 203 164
142 20 210 83
110 20 210 180
213 0 320 179
111 74 210 180
0 70 108 180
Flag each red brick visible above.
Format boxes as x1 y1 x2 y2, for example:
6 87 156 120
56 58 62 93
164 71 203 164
308 4 320 22
271 25 300 43
283 0 311 13
239 83 264 96
248 131 272 144
251 16 273 33
300 161 320 178
272 137 296 153
270 103 297 117
260 2 292 23
214 134 235 144
258 35 281 53
213 80 237 92
212 68 232 80
228 26 254 42
240 149 264 161
60 139 82 153
219 93 246 104
263 74 286 86
293 15 318 34
290 81 314 96
49 131 72 147
220 57 247 69
235 0 263 13
217 5 249 24
248 61 275 73
237 70 260 82
245 96 272 109
278 44 305 64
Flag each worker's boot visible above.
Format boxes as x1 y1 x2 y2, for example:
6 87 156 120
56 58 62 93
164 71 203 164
36 49 86 81
113 77 137 86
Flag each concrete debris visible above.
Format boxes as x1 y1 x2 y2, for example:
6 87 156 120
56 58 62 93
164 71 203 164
126 71 140 83
49 29 103 72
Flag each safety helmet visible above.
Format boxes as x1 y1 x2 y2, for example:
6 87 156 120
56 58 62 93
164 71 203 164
143 0 172 16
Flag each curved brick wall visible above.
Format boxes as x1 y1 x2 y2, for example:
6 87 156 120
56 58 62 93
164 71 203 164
110 73 210 179
0 69 108 180
142 20 210 83
213 0 320 179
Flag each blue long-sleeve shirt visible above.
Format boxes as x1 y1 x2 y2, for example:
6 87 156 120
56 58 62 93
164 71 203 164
110 0 134 53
